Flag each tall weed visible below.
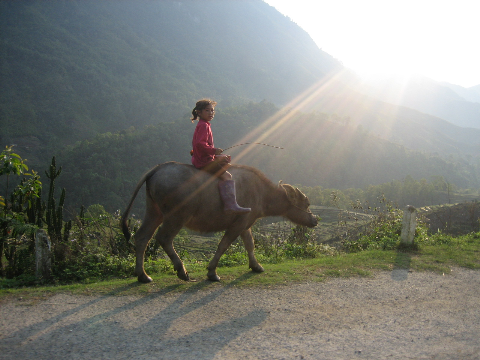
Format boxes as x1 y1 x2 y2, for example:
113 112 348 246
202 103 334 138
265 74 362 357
340 196 427 252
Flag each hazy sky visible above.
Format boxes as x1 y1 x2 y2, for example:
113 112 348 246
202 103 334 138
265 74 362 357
264 0 479 88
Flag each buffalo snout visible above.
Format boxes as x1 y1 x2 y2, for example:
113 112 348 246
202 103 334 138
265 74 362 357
308 214 318 227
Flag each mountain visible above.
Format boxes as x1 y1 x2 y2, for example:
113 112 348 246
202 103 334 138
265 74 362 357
1 0 478 161
357 76 480 129
287 77 480 158
1 0 479 215
442 83 480 104
0 0 341 156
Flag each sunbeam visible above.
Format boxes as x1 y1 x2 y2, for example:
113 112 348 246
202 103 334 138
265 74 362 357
224 67 416 188
230 70 354 165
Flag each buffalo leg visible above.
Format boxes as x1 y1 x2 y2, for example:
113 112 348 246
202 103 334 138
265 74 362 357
155 219 189 281
207 228 242 281
241 228 264 273
135 200 162 283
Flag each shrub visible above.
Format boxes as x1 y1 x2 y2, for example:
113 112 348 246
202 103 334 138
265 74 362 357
341 198 428 252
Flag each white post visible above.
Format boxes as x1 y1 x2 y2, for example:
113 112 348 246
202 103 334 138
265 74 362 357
35 229 52 279
400 205 417 244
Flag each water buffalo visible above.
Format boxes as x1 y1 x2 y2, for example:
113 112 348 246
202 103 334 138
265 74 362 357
121 161 318 283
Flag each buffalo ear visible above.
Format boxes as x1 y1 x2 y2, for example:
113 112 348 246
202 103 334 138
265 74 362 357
295 187 310 206
295 187 306 198
279 183 297 204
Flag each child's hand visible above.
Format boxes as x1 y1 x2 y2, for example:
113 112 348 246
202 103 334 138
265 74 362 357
215 148 223 155
216 154 231 163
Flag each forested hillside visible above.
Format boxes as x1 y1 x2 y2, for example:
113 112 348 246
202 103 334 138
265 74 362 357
1 0 479 217
287 78 480 158
358 76 480 129
0 0 340 157
54 102 480 215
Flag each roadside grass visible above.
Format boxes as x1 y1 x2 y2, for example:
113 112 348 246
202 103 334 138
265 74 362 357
2 231 479 301
413 232 480 272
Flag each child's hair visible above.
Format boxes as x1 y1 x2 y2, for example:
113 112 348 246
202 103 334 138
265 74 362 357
191 98 217 122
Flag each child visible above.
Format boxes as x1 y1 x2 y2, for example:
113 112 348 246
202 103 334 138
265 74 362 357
190 99 251 214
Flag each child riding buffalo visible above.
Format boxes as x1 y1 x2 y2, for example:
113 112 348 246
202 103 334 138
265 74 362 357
190 99 251 214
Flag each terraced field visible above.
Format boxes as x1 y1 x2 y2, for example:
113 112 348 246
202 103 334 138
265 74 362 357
155 202 480 263
174 206 375 257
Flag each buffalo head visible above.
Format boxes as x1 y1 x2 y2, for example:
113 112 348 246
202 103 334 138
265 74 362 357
279 182 318 228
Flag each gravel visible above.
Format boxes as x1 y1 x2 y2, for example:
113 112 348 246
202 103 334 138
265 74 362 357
1 268 480 359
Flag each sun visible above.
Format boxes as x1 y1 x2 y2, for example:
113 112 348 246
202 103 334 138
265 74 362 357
265 0 480 88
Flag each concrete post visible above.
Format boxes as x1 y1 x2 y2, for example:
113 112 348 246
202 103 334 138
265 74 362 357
35 229 52 279
400 205 417 244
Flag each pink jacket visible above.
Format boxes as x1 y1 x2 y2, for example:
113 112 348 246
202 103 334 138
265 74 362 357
191 119 217 168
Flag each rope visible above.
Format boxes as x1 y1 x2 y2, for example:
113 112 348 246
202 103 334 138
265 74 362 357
221 142 284 153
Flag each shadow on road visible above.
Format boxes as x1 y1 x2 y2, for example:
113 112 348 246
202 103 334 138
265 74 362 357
391 251 412 281
1 272 267 360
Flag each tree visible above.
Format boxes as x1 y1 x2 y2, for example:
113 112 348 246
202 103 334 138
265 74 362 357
0 146 41 277
0 149 72 279
0 146 29 206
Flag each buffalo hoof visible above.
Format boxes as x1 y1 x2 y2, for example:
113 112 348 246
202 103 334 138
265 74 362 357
177 271 190 282
250 264 265 273
207 273 221 282
138 274 153 283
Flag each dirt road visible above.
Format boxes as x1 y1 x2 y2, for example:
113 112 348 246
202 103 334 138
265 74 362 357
1 268 480 359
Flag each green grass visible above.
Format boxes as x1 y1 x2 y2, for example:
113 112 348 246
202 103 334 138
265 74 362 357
2 232 478 301
413 233 480 271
